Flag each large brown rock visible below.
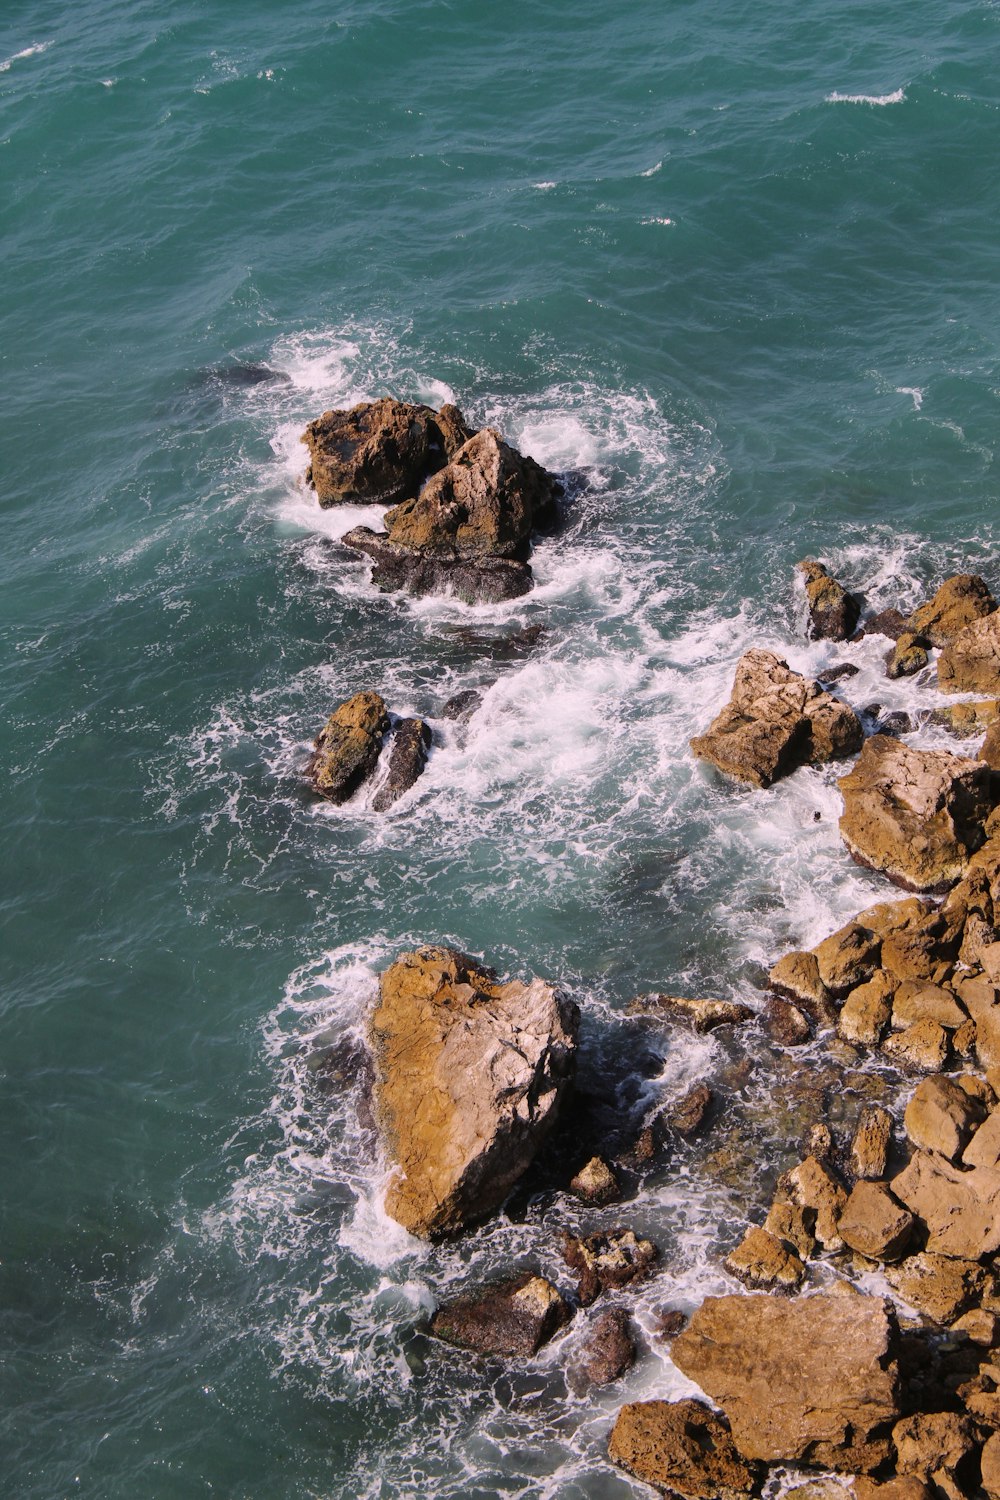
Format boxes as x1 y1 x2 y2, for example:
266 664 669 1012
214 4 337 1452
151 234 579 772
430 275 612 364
982 1429 1000 1500
608 1399 763 1499
302 397 472 506
891 1149 1000 1258
908 574 996 647
690 650 863 788
724 1225 806 1291
670 1293 900 1471
798 559 860 641
838 736 997 892
892 1411 975 1500
812 921 882 994
939 612 1000 694
306 690 389 802
368 947 578 1237
884 1251 986 1324
431 1273 571 1357
904 1075 985 1160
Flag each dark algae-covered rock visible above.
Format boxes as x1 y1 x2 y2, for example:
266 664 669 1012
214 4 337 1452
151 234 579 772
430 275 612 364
798 559 860 641
306 690 389 802
431 1273 571 1358
370 717 432 812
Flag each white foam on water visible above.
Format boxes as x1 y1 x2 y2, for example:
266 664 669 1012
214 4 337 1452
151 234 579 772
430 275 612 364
826 87 906 105
897 385 924 409
639 160 663 176
532 180 557 190
0 41 51 72
640 216 673 225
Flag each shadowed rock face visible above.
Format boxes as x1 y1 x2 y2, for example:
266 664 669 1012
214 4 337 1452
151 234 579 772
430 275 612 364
370 718 432 812
798 559 860 641
430 1273 571 1358
838 735 997 893
690 649 863 788
368 946 578 1238
302 397 472 506
670 1293 900 1472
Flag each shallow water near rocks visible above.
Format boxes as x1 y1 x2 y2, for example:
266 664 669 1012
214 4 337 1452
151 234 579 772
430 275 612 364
3 0 1000 1495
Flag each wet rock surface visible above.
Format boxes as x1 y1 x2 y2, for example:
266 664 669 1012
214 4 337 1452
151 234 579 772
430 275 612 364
368 946 578 1237
302 397 472 506
566 1307 635 1392
798 559 861 641
561 1227 659 1305
306 690 389 802
431 1273 571 1358
370 717 432 811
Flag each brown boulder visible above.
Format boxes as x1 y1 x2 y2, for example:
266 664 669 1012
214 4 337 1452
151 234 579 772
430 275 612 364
431 1272 570 1357
908 574 996 647
813 920 882 994
904 1075 985 1160
953 974 1000 1069
766 995 812 1044
798 559 860 641
302 397 472 506
854 1481 934 1500
608 1399 762 1499
882 1018 950 1073
342 527 534 604
892 1411 975 1500
837 1181 914 1262
891 1149 1000 1258
561 1227 658 1306
939 612 1000 694
982 1429 1000 1499
839 972 895 1046
690 649 863 788
670 1293 900 1471
764 1199 817 1258
370 717 432 811
838 736 997 893
368 947 578 1237
965 1108 1000 1170
569 1156 620 1205
886 633 929 680
783 1155 848 1250
769 950 837 1026
851 1105 894 1180
885 1252 987 1324
306 690 389 802
930 699 1000 738
665 1083 714 1136
891 981 967 1031
566 1307 634 1392
724 1225 806 1291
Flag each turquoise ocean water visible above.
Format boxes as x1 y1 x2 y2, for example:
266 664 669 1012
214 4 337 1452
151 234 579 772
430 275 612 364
3 1 1000 1494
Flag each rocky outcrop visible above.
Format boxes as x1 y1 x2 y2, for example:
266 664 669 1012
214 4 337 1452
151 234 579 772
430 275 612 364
306 691 389 802
838 736 996 892
370 717 432 812
431 1273 571 1357
670 1293 900 1472
798 560 860 641
907 574 996 647
368 947 578 1237
608 1399 763 1499
302 397 472 506
690 650 863 789
724 1225 805 1290
343 427 560 603
836 1182 914 1262
561 1227 658 1305
884 1252 986 1324
939 611 1000 694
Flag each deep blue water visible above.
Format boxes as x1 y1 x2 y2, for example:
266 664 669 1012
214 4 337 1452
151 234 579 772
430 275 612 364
3 1 1000 1494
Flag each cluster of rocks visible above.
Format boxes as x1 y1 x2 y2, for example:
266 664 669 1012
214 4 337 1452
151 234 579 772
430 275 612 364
301 397 562 604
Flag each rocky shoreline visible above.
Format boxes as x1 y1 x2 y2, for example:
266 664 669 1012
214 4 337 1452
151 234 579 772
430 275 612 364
293 398 1000 1496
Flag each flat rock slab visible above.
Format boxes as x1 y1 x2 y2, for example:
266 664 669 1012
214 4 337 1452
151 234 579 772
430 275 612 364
839 735 997 892
690 649 863 788
369 946 578 1237
431 1273 570 1358
670 1293 900 1471
608 1399 763 1499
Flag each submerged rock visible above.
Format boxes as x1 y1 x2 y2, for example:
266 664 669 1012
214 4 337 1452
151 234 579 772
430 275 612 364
302 397 472 506
431 1272 571 1358
306 690 389 802
838 735 996 892
670 1293 900 1472
569 1155 620 1205
370 717 432 812
342 529 534 604
798 559 860 642
608 1399 762 1499
690 649 863 789
368 946 578 1237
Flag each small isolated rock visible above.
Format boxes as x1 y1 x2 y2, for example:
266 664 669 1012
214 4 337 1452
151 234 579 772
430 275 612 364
886 632 929 680
882 1018 949 1073
370 717 432 811
783 1155 848 1250
627 994 754 1032
665 1083 713 1136
566 1306 634 1392
891 1150 1000 1258
904 1075 985 1160
952 1307 999 1345
769 950 837 1026
569 1156 620 1206
431 1273 571 1358
690 649 862 788
837 1181 914 1262
939 611 1000 694
839 972 896 1047
885 1252 986 1324
862 608 910 641
306 690 389 802
850 1105 893 1180
838 735 997 893
724 1225 805 1291
608 1399 762 1500
562 1228 658 1306
798 559 860 641
909 574 996 647
440 687 483 721
670 1293 900 1471
766 995 812 1044
813 921 882 995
